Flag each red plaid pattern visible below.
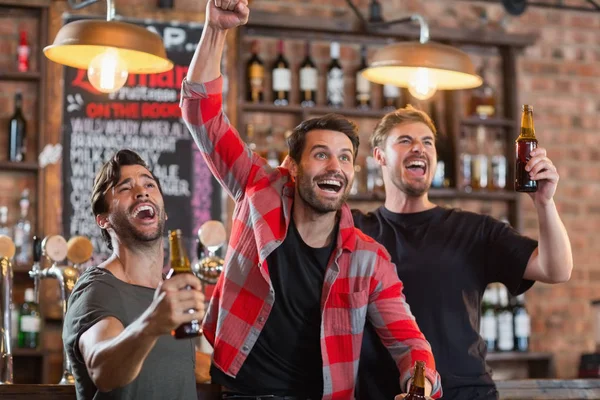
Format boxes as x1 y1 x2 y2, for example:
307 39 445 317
180 77 442 399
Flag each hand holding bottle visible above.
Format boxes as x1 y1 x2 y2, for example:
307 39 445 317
524 147 559 206
206 0 250 31
145 273 205 337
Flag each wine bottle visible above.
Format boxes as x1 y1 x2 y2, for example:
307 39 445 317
246 40 265 103
356 45 371 110
299 41 317 108
327 42 344 108
272 40 291 106
8 92 26 162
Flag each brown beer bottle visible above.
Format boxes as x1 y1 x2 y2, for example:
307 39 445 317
515 105 538 192
168 229 202 339
405 361 427 399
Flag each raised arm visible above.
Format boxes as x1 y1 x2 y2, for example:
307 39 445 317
180 1 264 202
77 274 204 391
368 254 442 399
522 147 573 283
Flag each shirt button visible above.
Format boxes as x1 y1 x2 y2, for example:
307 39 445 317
269 289 274 295
258 317 264 322
242 345 249 352
258 262 262 267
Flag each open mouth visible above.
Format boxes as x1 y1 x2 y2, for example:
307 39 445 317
316 179 343 194
405 159 427 177
131 203 157 221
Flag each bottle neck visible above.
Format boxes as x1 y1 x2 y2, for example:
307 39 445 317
410 362 426 394
519 111 536 140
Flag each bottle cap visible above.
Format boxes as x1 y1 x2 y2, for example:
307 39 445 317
24 288 35 302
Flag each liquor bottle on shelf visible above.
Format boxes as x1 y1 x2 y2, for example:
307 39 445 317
272 40 291 106
245 123 257 152
355 45 371 110
513 294 530 352
168 229 202 339
382 83 401 112
480 284 498 352
515 104 538 192
496 284 515 352
299 41 318 108
471 125 488 190
432 134 450 189
17 30 30 72
327 42 344 108
469 60 496 119
490 131 507 190
14 189 32 265
0 206 11 237
459 129 474 192
8 92 27 162
18 288 41 349
246 40 265 103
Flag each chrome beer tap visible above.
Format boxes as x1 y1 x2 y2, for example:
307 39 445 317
30 235 79 385
0 235 16 384
192 221 226 285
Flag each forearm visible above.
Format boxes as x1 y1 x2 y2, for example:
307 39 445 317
86 318 159 391
536 199 573 282
187 25 227 84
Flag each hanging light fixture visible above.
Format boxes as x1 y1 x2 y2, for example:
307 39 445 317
361 15 482 100
44 0 173 93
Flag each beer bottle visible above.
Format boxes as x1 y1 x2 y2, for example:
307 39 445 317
405 360 427 399
515 105 538 192
168 229 202 339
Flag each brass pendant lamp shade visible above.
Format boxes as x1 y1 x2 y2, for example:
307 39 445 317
43 19 173 74
360 14 482 96
361 40 482 90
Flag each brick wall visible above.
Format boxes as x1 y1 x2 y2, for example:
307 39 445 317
12 0 595 380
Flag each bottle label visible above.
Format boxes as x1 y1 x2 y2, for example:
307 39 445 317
20 315 40 333
249 63 264 97
432 160 445 188
497 311 514 351
17 45 30 72
383 84 400 98
460 154 472 187
476 105 495 118
327 68 344 106
14 228 24 247
300 67 318 91
472 155 488 188
515 313 530 337
356 72 371 99
273 67 291 91
481 314 497 341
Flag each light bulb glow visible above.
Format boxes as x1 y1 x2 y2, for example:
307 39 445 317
87 49 128 93
407 67 438 100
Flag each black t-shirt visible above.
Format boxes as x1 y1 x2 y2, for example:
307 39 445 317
353 206 538 400
211 217 335 397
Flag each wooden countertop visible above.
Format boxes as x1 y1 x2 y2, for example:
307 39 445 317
0 380 599 399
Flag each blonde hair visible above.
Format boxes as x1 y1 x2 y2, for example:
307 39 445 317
370 105 437 149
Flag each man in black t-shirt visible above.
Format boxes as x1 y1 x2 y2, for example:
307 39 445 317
354 106 573 400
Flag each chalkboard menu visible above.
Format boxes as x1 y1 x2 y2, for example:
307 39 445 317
61 17 222 262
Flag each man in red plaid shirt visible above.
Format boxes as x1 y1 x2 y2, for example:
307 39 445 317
180 1 443 399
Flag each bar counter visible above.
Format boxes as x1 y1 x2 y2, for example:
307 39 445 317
0 380 599 399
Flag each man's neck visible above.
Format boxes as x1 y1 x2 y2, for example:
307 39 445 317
104 241 165 288
292 194 338 248
384 187 437 214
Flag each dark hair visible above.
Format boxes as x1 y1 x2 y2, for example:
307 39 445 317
90 149 162 251
286 114 360 163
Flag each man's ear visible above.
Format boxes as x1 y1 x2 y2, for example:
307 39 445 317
287 157 299 178
96 214 110 230
373 146 386 166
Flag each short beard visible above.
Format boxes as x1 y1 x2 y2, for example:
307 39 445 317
109 208 166 248
390 174 430 197
296 166 350 214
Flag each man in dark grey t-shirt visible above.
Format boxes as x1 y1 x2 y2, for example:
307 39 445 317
63 149 205 400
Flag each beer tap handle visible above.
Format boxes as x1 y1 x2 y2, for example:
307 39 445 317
31 236 42 303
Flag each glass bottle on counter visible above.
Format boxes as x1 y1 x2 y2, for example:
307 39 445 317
18 288 41 349
496 285 515 352
515 104 538 192
490 132 507 190
469 60 496 119
459 129 473 192
14 189 32 265
168 229 202 339
272 40 290 106
481 284 498 352
405 360 427 399
327 42 344 108
246 40 265 103
471 126 488 190
355 45 371 110
513 294 530 352
382 83 401 112
8 92 27 162
299 41 317 108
